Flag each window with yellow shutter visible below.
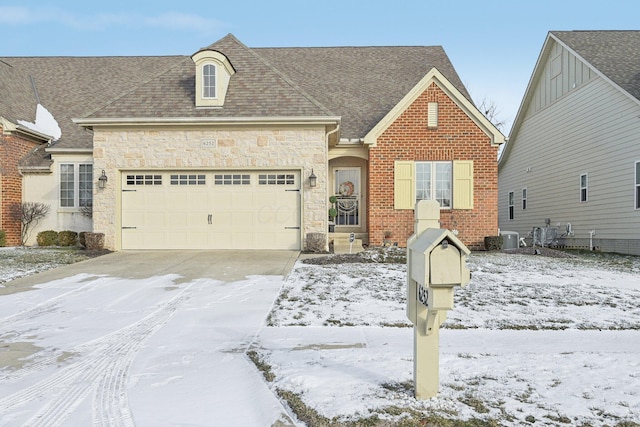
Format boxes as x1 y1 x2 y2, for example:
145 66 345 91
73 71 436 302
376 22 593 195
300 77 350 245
393 160 473 210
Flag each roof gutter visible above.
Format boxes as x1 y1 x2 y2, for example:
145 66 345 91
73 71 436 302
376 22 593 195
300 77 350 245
73 116 342 129
45 147 93 154
0 117 53 143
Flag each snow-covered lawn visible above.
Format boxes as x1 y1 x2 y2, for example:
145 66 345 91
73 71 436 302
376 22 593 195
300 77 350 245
260 249 640 426
0 247 639 426
0 247 100 285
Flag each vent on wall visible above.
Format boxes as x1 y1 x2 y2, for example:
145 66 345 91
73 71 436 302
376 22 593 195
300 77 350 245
427 102 438 128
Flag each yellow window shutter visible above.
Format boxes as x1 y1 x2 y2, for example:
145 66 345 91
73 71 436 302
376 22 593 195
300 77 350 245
453 160 474 209
394 161 416 209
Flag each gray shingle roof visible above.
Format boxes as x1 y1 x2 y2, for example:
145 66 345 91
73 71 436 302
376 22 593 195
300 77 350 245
90 34 469 140
1 55 181 150
552 31 640 101
89 35 333 119
0 60 38 125
2 33 470 166
257 44 470 139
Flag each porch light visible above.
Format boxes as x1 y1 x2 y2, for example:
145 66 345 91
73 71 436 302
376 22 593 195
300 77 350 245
98 170 108 189
309 169 317 188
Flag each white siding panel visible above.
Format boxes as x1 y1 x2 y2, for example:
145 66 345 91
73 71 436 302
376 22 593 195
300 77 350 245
499 76 640 242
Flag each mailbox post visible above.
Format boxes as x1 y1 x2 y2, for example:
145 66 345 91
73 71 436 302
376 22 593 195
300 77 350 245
407 200 470 399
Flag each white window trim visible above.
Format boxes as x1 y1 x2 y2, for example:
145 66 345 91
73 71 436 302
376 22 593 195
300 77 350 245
192 50 235 108
580 173 588 203
635 161 640 210
508 191 514 220
59 163 93 210
416 161 452 209
202 63 217 99
522 188 527 210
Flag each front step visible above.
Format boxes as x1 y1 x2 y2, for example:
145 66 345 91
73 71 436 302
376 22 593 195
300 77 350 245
332 237 365 254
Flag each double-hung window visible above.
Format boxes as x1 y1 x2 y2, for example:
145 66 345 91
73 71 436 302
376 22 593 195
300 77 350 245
522 188 527 210
60 164 93 208
416 161 452 208
394 160 473 210
636 161 640 209
508 191 514 220
580 173 588 203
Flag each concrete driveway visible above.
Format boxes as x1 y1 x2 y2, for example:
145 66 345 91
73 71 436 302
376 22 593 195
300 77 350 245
0 250 300 426
4 250 300 292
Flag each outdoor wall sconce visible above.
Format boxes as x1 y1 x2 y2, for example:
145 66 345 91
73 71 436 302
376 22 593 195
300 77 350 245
98 170 108 189
309 169 317 187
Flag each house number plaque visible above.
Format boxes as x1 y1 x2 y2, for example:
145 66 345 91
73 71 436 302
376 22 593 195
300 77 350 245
417 283 429 306
201 139 217 148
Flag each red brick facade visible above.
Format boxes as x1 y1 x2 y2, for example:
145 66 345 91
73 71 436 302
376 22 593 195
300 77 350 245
0 125 40 246
367 83 499 250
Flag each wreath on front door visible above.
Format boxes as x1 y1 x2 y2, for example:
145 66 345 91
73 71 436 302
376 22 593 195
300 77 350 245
338 181 354 196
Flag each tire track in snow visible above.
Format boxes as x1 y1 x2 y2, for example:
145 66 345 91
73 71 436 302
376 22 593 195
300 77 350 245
0 281 195 427
0 275 104 328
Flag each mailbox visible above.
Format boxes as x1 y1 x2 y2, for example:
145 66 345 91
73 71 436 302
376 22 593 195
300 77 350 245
406 200 472 399
407 228 470 318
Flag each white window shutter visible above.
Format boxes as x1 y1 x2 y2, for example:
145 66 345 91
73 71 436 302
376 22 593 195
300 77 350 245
394 161 416 209
428 102 438 128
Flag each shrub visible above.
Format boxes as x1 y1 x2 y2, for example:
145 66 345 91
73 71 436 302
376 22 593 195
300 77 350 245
0 230 6 247
9 202 50 245
58 230 79 247
84 232 105 250
37 230 59 246
79 231 87 248
484 235 503 251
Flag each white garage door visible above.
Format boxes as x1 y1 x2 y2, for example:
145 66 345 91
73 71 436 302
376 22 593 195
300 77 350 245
121 171 301 250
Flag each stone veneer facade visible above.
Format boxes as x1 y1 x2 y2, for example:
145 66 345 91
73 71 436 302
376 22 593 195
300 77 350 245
368 83 500 250
92 126 328 250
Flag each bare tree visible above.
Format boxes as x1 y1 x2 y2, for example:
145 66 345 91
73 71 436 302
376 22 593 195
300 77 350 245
9 202 50 245
80 201 93 219
477 97 508 131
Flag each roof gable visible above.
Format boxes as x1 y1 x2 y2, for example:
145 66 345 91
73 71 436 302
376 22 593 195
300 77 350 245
553 31 640 101
363 67 505 146
501 31 640 166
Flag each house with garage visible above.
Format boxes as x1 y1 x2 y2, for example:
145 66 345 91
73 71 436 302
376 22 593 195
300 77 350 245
2 34 504 251
498 31 640 255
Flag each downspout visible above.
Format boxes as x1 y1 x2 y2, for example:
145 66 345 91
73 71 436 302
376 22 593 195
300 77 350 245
324 123 340 186
324 124 340 251
325 124 340 146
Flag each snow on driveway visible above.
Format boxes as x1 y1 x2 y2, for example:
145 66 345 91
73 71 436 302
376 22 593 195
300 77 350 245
0 273 292 426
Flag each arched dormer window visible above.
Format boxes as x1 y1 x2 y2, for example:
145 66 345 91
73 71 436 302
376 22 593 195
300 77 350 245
203 63 216 98
192 49 235 107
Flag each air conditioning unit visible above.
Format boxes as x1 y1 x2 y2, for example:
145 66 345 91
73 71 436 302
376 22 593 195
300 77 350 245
501 231 519 249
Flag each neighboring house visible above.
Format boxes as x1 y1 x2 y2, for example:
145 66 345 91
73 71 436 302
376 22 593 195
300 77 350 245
2 34 503 251
0 61 52 246
498 31 640 255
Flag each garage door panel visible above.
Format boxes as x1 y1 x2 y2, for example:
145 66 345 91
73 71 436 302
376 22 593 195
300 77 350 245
121 170 301 250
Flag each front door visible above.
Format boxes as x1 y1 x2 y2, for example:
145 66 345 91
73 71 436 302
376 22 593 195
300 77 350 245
333 167 361 228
